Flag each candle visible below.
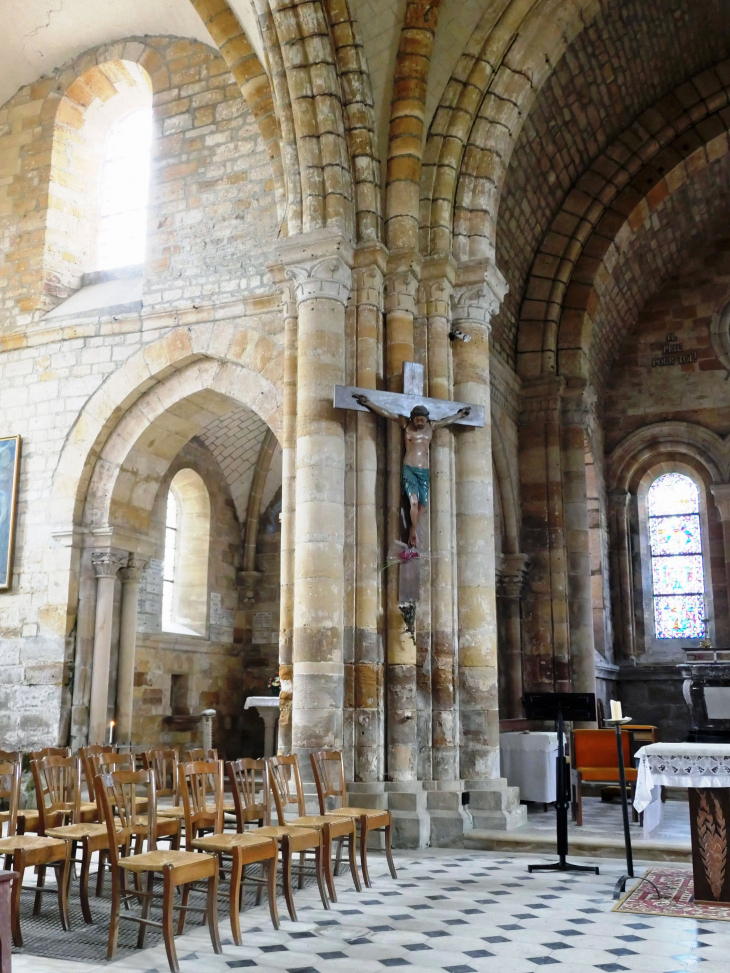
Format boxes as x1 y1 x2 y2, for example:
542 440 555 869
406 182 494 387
610 700 622 721
108 720 115 745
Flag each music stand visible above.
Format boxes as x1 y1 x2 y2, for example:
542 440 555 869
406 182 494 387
523 692 600 875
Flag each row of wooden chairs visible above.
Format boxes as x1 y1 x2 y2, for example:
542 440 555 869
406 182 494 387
0 747 396 973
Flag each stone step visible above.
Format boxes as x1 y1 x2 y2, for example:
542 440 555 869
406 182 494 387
464 827 691 862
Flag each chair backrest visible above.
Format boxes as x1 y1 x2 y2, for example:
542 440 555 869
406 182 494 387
142 749 180 801
32 755 82 832
268 754 305 823
179 760 223 847
186 748 218 762
226 758 269 829
573 728 631 769
28 747 71 762
310 750 346 814
95 769 156 868
0 751 21 838
79 745 115 799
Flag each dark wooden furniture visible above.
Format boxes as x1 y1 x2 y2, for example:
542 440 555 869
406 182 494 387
0 871 17 973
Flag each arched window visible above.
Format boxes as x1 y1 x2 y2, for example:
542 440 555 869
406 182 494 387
647 473 706 639
161 469 210 637
97 108 153 270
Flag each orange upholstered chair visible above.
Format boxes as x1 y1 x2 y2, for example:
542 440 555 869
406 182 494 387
570 728 638 825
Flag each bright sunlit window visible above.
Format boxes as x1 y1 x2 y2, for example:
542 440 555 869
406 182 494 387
162 489 178 629
97 108 153 270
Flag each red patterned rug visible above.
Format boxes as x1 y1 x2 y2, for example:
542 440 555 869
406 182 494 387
615 867 730 920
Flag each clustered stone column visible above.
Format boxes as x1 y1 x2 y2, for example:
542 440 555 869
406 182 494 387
116 555 148 746
607 489 636 663
280 231 353 768
451 263 508 785
496 553 530 719
88 550 126 745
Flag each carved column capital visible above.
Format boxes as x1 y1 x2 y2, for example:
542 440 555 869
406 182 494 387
120 554 148 584
608 489 631 511
352 264 385 309
285 255 352 306
384 268 419 315
419 276 453 317
91 551 126 579
497 553 531 599
562 379 598 429
451 261 508 330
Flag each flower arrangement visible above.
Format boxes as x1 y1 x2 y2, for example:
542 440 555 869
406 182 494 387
268 671 281 696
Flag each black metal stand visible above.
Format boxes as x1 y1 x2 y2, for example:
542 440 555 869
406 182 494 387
528 709 600 875
608 717 636 898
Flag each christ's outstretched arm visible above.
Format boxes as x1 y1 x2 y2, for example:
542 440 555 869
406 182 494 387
352 393 408 427
432 405 471 429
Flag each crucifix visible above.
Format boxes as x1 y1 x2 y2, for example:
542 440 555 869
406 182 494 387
334 361 484 612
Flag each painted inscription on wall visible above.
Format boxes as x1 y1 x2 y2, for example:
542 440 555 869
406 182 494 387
652 332 697 367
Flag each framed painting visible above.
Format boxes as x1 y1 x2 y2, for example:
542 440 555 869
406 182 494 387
0 435 21 590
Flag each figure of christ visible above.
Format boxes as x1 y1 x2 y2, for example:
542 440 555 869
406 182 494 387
353 394 471 548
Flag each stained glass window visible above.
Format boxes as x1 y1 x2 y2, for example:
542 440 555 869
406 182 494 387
162 491 178 630
647 473 705 639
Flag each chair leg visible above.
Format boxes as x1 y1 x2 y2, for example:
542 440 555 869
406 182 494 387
322 828 337 903
79 840 93 924
229 849 243 946
334 836 344 877
57 850 71 932
266 856 280 931
176 883 191 936
298 850 305 890
359 818 371 888
347 828 361 892
106 870 121 961
313 843 330 911
207 869 222 955
384 821 397 879
10 852 24 948
254 862 264 906
96 849 106 897
281 839 297 922
162 869 180 973
32 863 46 916
0 872 12 973
137 871 154 949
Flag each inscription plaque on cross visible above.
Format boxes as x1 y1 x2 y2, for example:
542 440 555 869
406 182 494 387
334 361 483 606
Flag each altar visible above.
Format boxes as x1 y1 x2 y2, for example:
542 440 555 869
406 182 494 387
634 743 730 903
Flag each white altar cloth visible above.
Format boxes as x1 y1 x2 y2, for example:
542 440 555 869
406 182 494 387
500 731 558 804
634 742 730 834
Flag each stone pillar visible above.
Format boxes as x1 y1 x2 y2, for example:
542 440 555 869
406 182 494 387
608 490 636 664
280 231 353 768
116 554 147 747
452 264 525 831
497 553 530 719
451 264 507 784
562 382 597 699
352 246 387 785
271 272 297 756
519 375 569 692
710 484 730 645
88 551 125 746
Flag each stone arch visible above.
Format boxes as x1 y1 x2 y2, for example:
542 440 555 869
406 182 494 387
420 0 600 260
607 421 729 492
516 61 730 380
51 324 283 530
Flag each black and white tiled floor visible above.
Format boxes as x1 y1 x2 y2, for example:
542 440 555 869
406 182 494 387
14 850 730 973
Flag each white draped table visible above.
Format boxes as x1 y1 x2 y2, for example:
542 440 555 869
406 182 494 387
500 731 558 804
634 742 730 903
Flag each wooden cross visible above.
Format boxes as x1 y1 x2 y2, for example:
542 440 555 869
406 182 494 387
334 362 484 607
333 361 484 428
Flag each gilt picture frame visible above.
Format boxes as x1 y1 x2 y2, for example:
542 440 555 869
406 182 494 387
0 435 21 591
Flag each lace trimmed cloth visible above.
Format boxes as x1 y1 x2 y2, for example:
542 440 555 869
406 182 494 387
634 743 730 812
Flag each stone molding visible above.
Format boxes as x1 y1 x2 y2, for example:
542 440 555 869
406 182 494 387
91 551 126 578
119 554 148 584
519 374 565 424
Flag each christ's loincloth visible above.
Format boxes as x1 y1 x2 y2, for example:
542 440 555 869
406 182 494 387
402 464 430 506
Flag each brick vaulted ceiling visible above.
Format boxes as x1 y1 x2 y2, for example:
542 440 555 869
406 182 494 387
494 0 730 369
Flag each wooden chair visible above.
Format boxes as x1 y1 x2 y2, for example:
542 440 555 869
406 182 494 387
0 750 39 838
179 760 279 944
310 750 397 887
79 744 114 806
0 753 70 947
143 749 185 822
185 751 235 815
227 758 267 831
570 728 638 825
33 754 127 925
95 767 221 973
268 754 360 903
